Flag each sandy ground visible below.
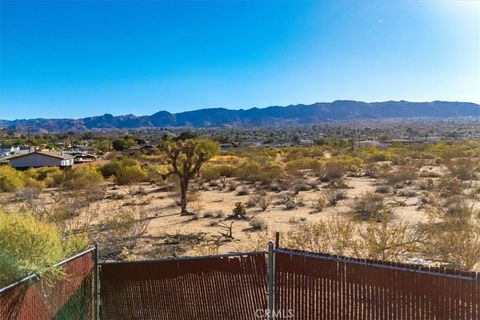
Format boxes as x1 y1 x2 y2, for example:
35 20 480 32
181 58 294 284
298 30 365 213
1 168 440 260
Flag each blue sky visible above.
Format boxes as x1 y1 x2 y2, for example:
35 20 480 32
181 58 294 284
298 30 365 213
0 0 479 120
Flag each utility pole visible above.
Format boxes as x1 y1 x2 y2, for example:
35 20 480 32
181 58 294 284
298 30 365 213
27 125 31 153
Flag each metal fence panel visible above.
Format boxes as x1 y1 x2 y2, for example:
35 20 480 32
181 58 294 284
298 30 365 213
99 253 268 320
0 250 94 320
275 249 480 320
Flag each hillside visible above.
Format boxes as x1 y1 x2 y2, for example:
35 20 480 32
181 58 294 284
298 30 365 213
1 100 479 132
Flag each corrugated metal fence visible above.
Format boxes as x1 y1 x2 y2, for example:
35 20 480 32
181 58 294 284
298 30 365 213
2 245 480 319
99 252 268 320
0 248 95 320
275 248 480 320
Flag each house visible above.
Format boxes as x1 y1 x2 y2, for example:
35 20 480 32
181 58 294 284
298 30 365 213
65 145 95 154
0 145 36 158
7 151 75 169
63 151 97 163
123 145 156 156
0 146 20 157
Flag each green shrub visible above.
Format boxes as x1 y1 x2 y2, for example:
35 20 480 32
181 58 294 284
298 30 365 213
0 210 88 286
201 163 237 181
25 167 61 181
0 166 24 192
144 164 168 184
115 164 146 185
63 166 103 190
285 158 322 176
352 192 388 221
44 169 66 188
100 160 146 185
382 166 418 186
100 161 123 178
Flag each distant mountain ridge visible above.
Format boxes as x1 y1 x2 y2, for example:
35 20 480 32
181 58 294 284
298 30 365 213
1 100 479 132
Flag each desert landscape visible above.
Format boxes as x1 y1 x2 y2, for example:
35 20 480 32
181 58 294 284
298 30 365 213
2 132 479 271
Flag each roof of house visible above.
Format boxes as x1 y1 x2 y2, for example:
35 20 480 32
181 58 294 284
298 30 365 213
7 151 75 161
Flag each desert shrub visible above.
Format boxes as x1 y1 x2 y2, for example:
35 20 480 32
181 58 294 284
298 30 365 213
446 158 477 181
100 161 123 178
44 168 67 188
245 196 257 208
326 179 350 189
322 189 347 206
355 213 422 262
285 158 322 176
63 166 103 190
116 164 146 185
421 193 480 270
436 176 464 197
398 189 417 198
203 209 225 218
101 160 146 185
352 192 388 221
0 166 24 192
200 164 221 182
231 202 248 220
292 181 312 193
95 207 149 259
364 162 393 178
201 163 238 181
418 178 435 191
236 161 262 181
15 185 42 202
283 194 304 210
269 182 281 192
382 166 418 186
312 195 327 213
364 148 394 162
22 174 44 189
227 181 238 192
247 191 271 211
421 219 480 271
189 199 205 219
258 193 272 211
25 167 61 182
319 160 346 182
419 170 441 178
236 188 250 196
249 217 268 230
337 155 364 170
0 209 88 286
375 185 394 194
283 218 356 255
236 161 285 184
144 164 167 184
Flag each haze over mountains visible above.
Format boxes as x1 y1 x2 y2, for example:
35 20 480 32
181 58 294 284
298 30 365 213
1 100 479 132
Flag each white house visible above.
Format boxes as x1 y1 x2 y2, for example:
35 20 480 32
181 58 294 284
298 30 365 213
7 151 75 169
0 146 20 157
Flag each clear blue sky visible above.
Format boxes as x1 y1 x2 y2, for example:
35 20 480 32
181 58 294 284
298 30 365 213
0 0 479 120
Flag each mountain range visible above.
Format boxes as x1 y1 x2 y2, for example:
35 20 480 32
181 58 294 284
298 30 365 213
1 100 479 132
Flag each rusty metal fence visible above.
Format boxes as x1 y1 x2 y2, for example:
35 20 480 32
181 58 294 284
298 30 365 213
0 247 96 320
2 244 480 319
99 252 268 320
275 248 480 320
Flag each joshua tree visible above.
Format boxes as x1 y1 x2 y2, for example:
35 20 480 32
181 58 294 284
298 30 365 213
161 138 219 215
